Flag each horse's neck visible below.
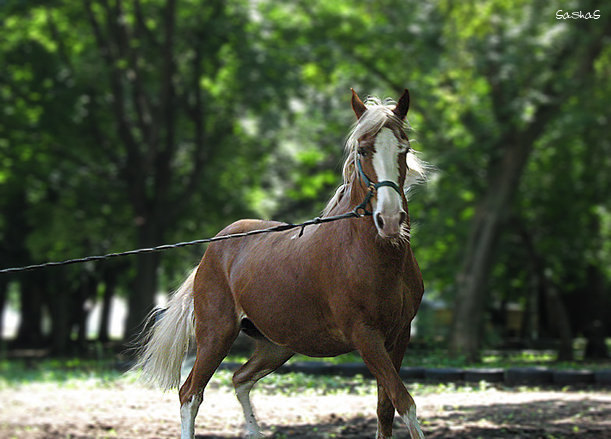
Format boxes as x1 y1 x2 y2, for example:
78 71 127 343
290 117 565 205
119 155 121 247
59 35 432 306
324 182 364 219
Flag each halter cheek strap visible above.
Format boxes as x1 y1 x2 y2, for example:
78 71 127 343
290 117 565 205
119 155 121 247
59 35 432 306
354 157 403 216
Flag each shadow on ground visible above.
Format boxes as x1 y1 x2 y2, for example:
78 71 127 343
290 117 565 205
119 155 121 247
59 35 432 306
193 397 610 439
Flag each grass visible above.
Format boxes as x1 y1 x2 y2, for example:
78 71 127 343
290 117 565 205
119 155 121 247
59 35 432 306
1 347 609 393
2 353 609 397
0 358 500 396
0 358 374 395
209 369 377 396
1 358 560 398
0 358 130 390
267 348 611 370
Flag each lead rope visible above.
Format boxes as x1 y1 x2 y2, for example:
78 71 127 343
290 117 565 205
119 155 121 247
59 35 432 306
1 159 407 275
0 208 372 275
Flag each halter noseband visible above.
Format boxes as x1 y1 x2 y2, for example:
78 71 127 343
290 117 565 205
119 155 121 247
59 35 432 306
354 156 403 216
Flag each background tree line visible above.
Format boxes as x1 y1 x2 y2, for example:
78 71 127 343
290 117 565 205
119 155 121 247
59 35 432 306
1 0 609 361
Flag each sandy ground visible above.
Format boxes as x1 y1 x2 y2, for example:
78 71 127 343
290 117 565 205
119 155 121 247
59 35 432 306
0 381 610 438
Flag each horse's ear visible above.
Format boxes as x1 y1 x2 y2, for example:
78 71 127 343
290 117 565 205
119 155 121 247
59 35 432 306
393 89 410 120
351 88 367 120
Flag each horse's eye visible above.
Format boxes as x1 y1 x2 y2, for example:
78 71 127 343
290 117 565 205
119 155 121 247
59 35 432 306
358 147 369 157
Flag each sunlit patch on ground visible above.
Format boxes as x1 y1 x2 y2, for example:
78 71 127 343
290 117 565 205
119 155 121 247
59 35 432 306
0 376 609 438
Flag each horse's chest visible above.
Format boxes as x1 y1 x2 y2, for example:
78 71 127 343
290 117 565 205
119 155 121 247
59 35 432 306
337 281 410 332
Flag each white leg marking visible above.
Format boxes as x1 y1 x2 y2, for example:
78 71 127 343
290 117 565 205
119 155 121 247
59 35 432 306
401 405 425 439
180 393 203 439
236 381 264 438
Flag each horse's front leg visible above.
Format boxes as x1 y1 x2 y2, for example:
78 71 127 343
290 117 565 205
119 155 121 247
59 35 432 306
354 327 424 439
375 327 411 439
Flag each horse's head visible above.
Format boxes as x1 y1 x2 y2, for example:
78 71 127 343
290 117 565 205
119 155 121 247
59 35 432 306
350 89 412 240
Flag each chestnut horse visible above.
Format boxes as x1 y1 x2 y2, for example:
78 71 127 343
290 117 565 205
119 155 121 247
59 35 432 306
133 89 429 439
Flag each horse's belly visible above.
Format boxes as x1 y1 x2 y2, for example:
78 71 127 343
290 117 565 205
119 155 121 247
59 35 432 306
265 328 353 357
238 290 353 357
282 333 353 358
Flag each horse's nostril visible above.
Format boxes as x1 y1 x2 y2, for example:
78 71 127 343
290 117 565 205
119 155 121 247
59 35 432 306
375 212 384 229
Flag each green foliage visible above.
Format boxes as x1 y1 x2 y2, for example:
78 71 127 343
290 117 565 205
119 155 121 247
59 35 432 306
0 0 609 353
0 359 125 390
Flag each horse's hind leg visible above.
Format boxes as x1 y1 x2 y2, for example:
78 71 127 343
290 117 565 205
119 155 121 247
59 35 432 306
178 282 240 439
232 335 294 438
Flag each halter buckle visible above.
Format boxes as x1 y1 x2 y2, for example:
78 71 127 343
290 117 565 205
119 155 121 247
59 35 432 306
368 183 377 196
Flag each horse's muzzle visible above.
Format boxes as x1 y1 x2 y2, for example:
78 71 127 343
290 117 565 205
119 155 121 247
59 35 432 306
374 210 407 238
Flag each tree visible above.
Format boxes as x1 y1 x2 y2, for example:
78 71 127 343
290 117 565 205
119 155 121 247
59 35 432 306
2 0 609 358
1 0 307 344
446 1 610 360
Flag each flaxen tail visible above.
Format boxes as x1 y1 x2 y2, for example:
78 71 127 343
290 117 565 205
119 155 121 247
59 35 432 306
131 268 197 390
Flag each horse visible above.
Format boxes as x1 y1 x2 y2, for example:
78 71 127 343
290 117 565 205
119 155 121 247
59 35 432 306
133 88 429 439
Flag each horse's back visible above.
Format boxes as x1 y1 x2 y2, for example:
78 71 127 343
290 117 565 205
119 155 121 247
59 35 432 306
204 219 288 265
219 218 283 235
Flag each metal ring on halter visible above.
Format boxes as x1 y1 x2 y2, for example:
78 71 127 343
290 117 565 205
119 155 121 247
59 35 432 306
352 186 374 216
353 205 371 217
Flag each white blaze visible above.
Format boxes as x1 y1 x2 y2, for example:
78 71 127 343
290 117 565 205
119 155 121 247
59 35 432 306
372 128 403 215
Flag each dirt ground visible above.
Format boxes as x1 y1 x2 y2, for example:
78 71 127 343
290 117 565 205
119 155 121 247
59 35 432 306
1 382 610 439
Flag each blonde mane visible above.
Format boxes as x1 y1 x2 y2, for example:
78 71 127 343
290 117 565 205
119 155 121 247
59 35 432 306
322 96 429 216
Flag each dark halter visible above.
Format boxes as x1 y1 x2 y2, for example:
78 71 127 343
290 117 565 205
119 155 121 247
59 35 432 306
353 156 403 216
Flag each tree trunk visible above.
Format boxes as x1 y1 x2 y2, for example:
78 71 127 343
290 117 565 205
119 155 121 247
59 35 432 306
0 278 7 345
583 264 609 359
542 282 573 361
449 139 532 361
124 222 161 342
98 269 117 343
447 10 608 362
74 273 97 346
518 224 573 360
15 272 46 347
48 272 71 355
523 267 540 345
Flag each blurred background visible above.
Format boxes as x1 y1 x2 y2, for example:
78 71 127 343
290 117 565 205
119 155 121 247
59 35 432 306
0 0 609 366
